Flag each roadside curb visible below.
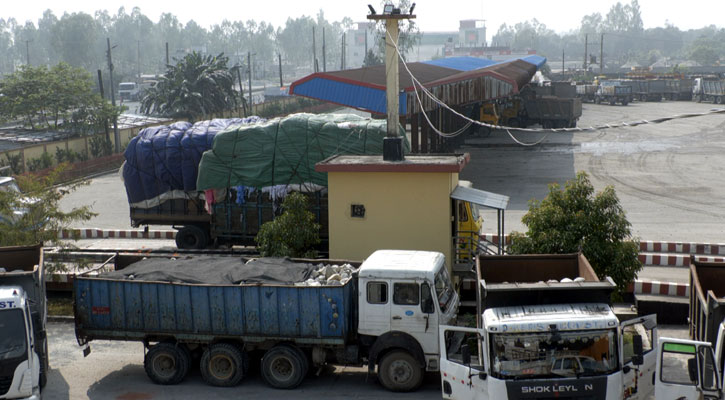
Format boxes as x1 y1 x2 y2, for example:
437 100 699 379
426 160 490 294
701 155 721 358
631 279 689 297
638 253 725 267
48 315 74 323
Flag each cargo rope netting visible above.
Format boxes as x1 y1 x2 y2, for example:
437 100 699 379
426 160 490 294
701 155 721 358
387 31 725 147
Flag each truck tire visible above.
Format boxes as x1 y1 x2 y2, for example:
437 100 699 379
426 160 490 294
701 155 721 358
378 350 424 392
609 98 616 106
200 343 247 387
716 96 722 104
261 344 308 389
144 343 189 385
621 98 629 106
175 225 208 249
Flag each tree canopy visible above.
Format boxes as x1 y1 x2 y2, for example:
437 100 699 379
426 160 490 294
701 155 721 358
140 52 239 120
0 167 95 246
255 192 321 258
508 172 642 296
0 62 119 133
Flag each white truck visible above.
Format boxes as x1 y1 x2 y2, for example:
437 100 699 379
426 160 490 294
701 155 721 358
439 253 657 399
0 244 47 400
75 249 459 391
118 82 140 101
654 324 724 400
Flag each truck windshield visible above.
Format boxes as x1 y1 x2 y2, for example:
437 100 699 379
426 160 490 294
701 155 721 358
435 267 454 313
490 328 618 379
119 83 136 91
0 309 27 360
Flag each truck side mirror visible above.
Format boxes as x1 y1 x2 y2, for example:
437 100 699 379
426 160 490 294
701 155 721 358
421 283 434 314
632 334 644 366
461 344 471 366
687 357 698 382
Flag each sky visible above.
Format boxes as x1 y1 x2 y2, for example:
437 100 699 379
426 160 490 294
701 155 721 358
4 0 724 35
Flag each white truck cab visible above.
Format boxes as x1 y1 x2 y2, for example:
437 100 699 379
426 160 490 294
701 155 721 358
0 287 40 400
655 322 725 399
439 305 657 400
357 250 459 390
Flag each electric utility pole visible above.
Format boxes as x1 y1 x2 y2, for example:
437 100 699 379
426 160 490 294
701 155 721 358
106 38 120 153
367 4 416 161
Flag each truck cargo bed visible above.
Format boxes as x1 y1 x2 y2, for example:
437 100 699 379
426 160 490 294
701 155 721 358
74 257 357 346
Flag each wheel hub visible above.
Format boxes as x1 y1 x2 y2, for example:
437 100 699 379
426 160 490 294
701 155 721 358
389 359 413 383
210 354 234 380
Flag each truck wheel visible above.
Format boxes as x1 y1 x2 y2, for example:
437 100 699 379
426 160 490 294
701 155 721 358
716 96 722 104
622 99 629 106
144 343 189 385
200 343 247 387
609 98 616 106
261 345 307 389
175 225 208 249
378 350 424 392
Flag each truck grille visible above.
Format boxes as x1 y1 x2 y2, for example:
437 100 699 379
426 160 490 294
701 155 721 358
0 375 12 395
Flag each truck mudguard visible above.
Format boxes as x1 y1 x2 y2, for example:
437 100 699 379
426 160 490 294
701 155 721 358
368 331 426 373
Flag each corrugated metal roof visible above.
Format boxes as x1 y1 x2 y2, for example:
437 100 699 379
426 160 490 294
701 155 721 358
290 56 546 116
406 59 537 114
450 184 509 210
422 56 499 71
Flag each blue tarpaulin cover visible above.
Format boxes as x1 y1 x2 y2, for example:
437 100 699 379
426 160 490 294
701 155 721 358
122 117 265 205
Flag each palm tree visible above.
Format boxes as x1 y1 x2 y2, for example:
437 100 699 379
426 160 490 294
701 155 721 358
141 52 240 120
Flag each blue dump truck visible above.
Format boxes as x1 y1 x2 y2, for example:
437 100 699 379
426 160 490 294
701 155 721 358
74 250 459 392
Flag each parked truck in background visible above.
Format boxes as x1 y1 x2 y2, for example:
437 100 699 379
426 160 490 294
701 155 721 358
693 78 725 104
118 82 140 101
440 253 657 399
596 81 632 105
124 114 483 251
575 84 598 103
74 249 459 392
664 78 693 101
0 244 47 400
509 86 582 128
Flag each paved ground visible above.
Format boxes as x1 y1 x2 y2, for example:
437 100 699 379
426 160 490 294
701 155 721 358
44 320 689 400
460 101 725 244
44 321 442 400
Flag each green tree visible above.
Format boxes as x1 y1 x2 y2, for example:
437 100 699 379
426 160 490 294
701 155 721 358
362 49 382 67
374 0 420 60
0 62 120 132
508 172 641 296
140 51 239 120
0 167 95 246
255 192 321 258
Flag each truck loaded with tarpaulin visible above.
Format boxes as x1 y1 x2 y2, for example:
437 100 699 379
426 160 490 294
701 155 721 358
122 113 408 249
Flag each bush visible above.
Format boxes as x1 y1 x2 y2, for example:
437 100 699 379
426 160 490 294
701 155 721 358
89 135 113 158
508 171 641 297
27 152 54 172
255 192 321 258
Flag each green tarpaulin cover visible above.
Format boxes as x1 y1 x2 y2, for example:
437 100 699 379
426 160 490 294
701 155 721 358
196 113 409 190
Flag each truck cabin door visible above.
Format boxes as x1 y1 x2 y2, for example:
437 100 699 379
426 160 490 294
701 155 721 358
620 314 657 398
655 337 722 400
390 281 438 353
439 325 488 400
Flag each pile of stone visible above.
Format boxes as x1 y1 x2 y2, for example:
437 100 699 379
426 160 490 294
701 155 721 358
295 263 358 286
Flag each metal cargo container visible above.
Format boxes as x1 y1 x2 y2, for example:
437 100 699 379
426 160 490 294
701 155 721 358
689 257 725 345
522 96 582 128
74 259 357 345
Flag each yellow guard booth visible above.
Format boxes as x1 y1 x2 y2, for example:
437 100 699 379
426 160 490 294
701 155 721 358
315 153 473 269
